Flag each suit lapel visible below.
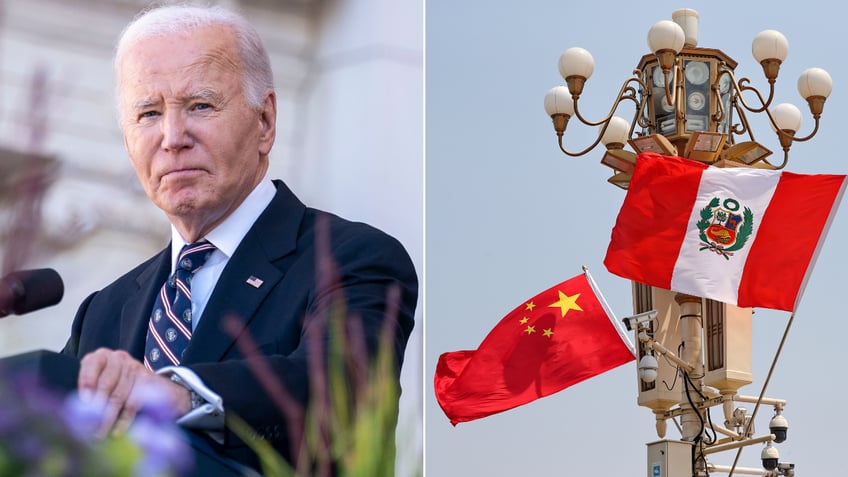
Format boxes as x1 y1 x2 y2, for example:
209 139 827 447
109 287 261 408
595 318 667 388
119 247 170 359
182 180 305 364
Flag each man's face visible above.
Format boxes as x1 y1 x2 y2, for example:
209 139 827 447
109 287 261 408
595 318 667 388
117 25 275 240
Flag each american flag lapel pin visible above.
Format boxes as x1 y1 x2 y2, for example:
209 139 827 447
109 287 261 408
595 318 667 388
246 276 264 288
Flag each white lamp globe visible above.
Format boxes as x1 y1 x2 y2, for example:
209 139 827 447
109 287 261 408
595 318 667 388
798 67 832 99
558 47 594 81
544 86 574 116
601 116 630 147
752 30 789 63
771 103 802 133
647 20 685 54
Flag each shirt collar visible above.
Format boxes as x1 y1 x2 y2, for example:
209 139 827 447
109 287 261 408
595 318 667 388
169 179 276 269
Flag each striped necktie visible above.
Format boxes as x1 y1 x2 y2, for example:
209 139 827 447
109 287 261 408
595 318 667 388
144 241 216 371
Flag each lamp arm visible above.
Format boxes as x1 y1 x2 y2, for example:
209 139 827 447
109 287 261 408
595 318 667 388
762 125 818 171
761 151 789 170
556 108 638 157
712 84 726 124
635 103 653 130
557 134 605 157
557 72 647 157
729 101 754 139
730 70 777 114
663 61 682 114
768 116 821 144
571 70 647 126
712 71 731 123
758 109 819 169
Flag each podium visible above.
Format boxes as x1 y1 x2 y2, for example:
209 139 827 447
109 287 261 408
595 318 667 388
0 349 260 477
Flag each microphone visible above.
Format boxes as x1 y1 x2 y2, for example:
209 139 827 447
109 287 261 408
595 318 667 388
0 268 64 318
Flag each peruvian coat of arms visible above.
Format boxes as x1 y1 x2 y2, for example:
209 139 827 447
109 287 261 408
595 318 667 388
696 197 753 260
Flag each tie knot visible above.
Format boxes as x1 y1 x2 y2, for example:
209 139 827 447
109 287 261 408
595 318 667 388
177 241 216 273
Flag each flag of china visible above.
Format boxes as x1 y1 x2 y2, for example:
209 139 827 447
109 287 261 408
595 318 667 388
434 272 635 425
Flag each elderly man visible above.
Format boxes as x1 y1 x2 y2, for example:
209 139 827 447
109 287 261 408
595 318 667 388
61 4 417 474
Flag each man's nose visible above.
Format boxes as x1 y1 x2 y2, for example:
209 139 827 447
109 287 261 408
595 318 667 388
161 110 193 151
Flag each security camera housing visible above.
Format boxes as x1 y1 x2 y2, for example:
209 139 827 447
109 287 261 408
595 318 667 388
762 458 778 471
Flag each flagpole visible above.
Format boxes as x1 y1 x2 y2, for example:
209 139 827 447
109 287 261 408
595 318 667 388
584 266 636 356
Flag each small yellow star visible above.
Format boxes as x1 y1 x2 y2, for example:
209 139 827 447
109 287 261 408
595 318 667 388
543 328 554 338
549 291 582 318
523 325 536 335
525 302 536 311
519 317 529 325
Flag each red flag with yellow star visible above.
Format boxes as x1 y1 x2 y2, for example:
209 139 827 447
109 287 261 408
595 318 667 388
434 270 635 425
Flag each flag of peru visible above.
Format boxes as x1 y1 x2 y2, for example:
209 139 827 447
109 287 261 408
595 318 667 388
604 153 847 311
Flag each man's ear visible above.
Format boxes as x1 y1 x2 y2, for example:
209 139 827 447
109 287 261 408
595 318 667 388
258 91 277 156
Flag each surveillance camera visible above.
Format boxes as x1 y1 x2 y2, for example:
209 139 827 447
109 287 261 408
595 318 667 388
639 354 658 383
729 407 751 428
623 310 657 331
761 444 779 471
777 462 794 476
770 412 788 443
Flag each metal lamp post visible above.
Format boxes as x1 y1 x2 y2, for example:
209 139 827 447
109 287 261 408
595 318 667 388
544 8 829 477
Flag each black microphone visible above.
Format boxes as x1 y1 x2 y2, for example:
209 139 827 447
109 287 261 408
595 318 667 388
0 268 64 318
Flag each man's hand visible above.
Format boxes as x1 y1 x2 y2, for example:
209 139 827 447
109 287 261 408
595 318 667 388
77 348 192 437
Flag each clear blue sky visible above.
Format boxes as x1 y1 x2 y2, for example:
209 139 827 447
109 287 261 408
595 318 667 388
425 1 847 475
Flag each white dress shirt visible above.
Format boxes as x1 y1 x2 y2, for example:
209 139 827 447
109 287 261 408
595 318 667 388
170 178 276 330
157 179 276 436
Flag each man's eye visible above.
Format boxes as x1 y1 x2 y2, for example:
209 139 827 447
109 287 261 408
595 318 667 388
139 110 159 119
193 103 212 111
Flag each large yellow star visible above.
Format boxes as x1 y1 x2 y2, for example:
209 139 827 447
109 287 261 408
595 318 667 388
548 290 582 318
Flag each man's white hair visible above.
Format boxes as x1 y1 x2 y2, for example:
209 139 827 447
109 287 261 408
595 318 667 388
114 4 274 120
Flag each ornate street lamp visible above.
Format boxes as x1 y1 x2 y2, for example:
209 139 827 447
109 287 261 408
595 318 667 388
544 9 825 477
544 8 832 190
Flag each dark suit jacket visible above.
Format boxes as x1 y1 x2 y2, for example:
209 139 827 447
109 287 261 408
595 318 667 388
61 180 418 472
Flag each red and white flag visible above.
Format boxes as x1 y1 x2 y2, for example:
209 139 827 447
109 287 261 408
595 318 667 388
604 153 847 312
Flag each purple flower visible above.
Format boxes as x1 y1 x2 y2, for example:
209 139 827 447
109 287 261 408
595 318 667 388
0 372 203 476
128 415 193 476
61 392 107 442
132 379 180 424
